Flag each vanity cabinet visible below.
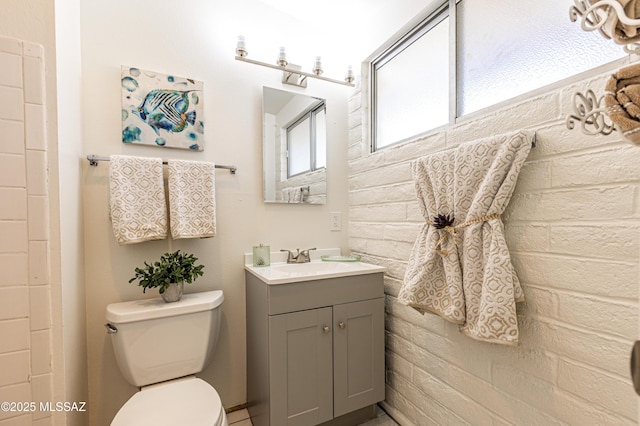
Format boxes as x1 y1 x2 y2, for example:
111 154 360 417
246 271 385 426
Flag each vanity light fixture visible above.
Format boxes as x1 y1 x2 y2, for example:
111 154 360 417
277 47 288 67
312 56 323 76
234 36 355 88
345 65 355 84
236 35 248 57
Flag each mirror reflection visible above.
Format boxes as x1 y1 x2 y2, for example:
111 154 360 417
263 87 327 204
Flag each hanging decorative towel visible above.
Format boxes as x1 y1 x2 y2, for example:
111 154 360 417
167 159 216 239
399 130 533 345
604 62 640 144
109 155 167 244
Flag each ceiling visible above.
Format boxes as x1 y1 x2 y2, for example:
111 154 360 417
258 0 436 61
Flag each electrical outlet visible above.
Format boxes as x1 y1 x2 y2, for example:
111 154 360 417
330 212 341 231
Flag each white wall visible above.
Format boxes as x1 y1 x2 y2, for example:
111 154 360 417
54 0 89 425
80 1 350 424
348 62 639 425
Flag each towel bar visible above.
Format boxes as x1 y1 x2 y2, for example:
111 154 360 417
86 155 237 174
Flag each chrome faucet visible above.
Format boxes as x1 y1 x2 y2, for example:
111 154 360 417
280 248 316 263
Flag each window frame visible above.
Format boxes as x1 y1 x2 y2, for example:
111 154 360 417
286 101 326 178
369 0 628 152
370 2 451 152
371 4 450 75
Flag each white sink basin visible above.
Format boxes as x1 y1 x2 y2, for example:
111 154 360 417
245 260 386 285
271 262 353 275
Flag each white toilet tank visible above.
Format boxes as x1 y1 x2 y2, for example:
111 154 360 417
105 290 224 387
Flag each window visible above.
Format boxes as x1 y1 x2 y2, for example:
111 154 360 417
370 0 626 151
456 0 625 116
372 5 449 151
287 103 326 177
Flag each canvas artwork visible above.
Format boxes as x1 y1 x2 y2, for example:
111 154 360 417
121 66 204 151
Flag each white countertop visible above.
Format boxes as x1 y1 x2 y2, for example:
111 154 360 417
244 248 386 285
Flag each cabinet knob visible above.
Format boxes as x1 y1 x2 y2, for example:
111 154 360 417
323 326 331 334
338 321 346 329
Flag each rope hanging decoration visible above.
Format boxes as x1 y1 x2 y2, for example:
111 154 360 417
428 213 502 256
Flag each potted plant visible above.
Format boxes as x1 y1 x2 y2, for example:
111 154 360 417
128 250 205 302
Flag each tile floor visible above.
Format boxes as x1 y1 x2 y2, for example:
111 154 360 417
227 405 399 426
359 406 400 426
227 408 252 425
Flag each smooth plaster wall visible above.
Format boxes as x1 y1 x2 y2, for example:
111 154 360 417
54 0 89 425
80 1 350 424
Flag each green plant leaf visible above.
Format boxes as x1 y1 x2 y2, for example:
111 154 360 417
128 250 205 294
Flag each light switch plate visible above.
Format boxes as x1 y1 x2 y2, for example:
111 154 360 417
330 212 341 231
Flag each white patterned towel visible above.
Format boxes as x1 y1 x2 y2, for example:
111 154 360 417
168 160 216 239
399 130 533 345
109 155 167 245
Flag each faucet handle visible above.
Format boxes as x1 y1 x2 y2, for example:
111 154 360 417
298 248 317 262
280 249 299 263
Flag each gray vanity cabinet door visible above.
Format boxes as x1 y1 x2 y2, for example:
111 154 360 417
269 307 333 426
332 298 385 418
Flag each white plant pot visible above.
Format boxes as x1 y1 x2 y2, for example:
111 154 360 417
161 282 184 303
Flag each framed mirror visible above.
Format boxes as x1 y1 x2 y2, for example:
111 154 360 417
262 87 327 204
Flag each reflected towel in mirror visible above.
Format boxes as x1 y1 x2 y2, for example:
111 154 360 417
281 187 304 203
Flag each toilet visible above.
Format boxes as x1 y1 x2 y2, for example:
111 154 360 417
105 290 228 426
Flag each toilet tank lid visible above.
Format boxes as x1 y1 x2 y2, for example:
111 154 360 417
106 290 224 324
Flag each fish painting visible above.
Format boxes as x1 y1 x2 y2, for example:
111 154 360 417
121 66 205 151
133 89 197 135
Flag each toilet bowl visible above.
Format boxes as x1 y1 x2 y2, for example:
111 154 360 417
105 290 226 426
111 377 227 426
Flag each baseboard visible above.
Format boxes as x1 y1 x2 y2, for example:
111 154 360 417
379 401 415 426
225 402 248 414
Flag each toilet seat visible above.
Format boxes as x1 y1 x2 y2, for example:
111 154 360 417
111 377 227 426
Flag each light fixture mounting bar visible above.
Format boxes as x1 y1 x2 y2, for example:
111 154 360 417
235 55 355 87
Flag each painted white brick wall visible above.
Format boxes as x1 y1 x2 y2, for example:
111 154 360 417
0 37 53 425
348 70 639 424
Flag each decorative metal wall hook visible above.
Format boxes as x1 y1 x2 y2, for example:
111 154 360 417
569 0 640 54
565 89 616 136
569 0 609 36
